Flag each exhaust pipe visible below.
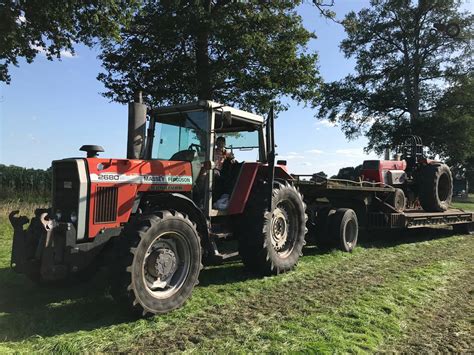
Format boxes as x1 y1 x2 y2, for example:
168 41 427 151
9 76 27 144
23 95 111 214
127 91 147 159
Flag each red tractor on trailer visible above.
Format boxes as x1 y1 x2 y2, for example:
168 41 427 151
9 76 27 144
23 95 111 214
361 136 454 213
10 100 309 316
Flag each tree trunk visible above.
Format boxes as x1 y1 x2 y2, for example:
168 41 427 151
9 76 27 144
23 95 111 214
195 0 212 100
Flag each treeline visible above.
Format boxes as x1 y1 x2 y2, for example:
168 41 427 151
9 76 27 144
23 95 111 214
0 164 52 200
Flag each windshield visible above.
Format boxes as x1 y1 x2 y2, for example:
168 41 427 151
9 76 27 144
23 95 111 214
152 110 209 161
216 130 259 162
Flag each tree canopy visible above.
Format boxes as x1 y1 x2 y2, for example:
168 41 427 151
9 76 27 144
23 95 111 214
0 0 138 83
98 0 321 114
315 0 473 155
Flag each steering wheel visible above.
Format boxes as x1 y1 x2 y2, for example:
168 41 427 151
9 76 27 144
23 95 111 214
188 143 202 153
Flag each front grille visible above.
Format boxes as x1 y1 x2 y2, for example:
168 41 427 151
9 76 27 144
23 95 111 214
94 186 118 223
53 161 80 223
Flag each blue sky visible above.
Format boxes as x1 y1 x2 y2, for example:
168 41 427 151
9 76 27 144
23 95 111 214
0 0 381 176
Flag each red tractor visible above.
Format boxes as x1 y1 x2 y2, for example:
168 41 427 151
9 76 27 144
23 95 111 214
9 99 308 316
361 136 453 212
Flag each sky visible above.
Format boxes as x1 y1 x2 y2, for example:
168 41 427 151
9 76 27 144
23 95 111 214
1 0 383 176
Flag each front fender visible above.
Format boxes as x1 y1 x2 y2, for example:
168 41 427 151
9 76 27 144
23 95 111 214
141 192 209 244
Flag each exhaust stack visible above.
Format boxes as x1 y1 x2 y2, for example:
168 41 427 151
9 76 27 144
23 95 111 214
127 91 147 159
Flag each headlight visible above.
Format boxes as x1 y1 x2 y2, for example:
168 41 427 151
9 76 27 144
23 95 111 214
70 211 77 223
55 211 62 220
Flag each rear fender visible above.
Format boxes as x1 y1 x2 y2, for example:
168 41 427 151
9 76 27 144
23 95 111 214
227 163 294 215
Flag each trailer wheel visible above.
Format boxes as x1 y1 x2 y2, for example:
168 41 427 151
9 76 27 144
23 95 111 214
419 163 453 212
329 208 358 252
237 182 307 275
111 211 202 316
388 188 406 212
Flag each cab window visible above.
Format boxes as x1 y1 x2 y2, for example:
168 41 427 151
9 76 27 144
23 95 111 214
152 110 209 162
217 130 260 162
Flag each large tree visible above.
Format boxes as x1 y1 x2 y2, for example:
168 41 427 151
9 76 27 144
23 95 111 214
98 0 321 114
315 0 473 155
368 74 474 163
0 0 139 83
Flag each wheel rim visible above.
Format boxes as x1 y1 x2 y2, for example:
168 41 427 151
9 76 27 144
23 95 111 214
142 231 191 299
344 219 357 248
270 200 298 257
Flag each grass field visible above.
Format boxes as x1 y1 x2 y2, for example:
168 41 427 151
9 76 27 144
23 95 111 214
452 195 474 210
0 200 472 352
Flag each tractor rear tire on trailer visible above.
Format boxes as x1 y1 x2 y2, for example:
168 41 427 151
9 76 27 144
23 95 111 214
328 208 358 252
237 182 307 275
110 211 202 316
419 163 453 212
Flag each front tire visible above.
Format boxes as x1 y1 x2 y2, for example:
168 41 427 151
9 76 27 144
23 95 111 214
237 182 307 275
111 211 202 316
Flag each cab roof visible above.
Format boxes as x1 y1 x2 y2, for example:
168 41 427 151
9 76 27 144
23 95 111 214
152 100 264 125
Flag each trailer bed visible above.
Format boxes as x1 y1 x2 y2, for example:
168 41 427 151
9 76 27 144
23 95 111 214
368 209 473 229
293 176 474 230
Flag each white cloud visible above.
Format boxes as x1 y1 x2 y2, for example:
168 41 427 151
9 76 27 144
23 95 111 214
60 50 75 58
31 44 77 58
31 44 46 54
300 162 312 166
28 133 40 143
16 15 26 25
306 149 323 154
314 120 336 128
335 148 366 158
279 153 305 160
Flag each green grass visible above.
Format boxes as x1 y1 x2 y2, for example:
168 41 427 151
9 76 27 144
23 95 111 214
0 211 473 352
452 194 474 211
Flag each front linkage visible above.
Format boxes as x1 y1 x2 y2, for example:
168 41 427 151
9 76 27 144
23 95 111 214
9 209 109 283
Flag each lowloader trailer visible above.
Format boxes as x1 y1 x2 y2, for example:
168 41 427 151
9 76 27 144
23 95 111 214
295 176 474 252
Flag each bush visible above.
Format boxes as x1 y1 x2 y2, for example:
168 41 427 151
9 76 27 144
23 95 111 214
0 164 51 201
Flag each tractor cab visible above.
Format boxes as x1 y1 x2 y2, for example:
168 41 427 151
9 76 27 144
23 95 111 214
147 101 268 216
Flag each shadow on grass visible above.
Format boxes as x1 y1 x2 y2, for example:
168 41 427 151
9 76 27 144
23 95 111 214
0 260 260 342
358 227 457 249
0 268 136 342
198 261 255 287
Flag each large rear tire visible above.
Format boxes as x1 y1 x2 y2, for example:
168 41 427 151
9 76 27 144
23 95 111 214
237 182 307 275
419 163 453 212
111 211 202 316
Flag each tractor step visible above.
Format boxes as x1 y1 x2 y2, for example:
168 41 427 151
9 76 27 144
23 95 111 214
211 251 239 262
209 232 233 239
